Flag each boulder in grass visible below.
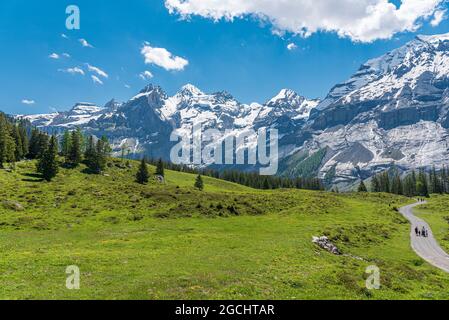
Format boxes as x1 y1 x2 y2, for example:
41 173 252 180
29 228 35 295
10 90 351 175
2 200 25 212
312 236 341 255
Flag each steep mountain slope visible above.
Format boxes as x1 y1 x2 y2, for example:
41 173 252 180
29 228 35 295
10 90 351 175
281 33 449 186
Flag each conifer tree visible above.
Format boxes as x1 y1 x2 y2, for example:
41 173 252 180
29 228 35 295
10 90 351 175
18 124 29 157
391 172 403 195
94 138 108 173
371 174 381 192
60 130 72 157
12 125 23 161
156 158 165 177
84 135 96 167
28 128 41 159
136 158 150 184
37 135 59 181
417 169 429 197
0 114 16 167
358 180 368 192
68 130 82 166
194 174 204 191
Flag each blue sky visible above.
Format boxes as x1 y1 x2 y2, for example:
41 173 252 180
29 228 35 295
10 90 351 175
1 0 449 115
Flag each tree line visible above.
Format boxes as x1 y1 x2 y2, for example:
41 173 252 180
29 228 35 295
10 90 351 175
359 166 449 198
144 158 325 191
0 113 111 181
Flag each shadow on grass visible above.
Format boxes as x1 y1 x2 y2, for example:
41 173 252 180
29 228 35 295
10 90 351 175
21 172 44 182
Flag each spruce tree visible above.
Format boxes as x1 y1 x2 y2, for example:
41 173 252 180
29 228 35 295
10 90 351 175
0 114 16 167
61 130 72 157
371 174 381 192
156 158 165 177
358 180 368 192
194 174 204 191
391 172 403 195
94 139 107 173
18 124 29 157
380 171 390 193
68 130 82 166
12 125 23 161
84 135 96 168
28 128 41 159
38 136 59 181
441 166 449 193
417 170 429 197
136 158 150 184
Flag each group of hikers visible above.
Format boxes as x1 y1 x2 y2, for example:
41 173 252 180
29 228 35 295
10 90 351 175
415 198 428 238
415 226 429 238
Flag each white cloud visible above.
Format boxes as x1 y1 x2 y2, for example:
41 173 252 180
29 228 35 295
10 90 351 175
79 38 94 48
49 53 60 59
21 99 35 105
139 70 154 80
86 64 109 78
125 84 131 89
431 9 447 26
91 75 104 85
287 43 297 51
141 44 189 71
58 67 85 76
49 53 71 59
164 0 446 42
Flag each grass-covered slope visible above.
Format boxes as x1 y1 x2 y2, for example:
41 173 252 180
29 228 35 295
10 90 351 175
1 159 449 300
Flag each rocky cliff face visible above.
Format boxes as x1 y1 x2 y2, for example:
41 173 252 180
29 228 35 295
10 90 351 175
286 33 449 187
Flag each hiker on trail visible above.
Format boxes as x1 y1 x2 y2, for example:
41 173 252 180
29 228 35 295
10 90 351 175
422 227 427 238
415 227 419 236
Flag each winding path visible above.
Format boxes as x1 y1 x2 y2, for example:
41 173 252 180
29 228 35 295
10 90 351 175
400 202 449 273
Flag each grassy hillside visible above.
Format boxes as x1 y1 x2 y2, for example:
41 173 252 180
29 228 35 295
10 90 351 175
1 159 449 300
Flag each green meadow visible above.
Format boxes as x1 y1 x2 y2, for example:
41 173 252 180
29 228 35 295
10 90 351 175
1 159 449 300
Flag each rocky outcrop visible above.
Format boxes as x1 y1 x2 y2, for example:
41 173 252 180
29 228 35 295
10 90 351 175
312 236 341 255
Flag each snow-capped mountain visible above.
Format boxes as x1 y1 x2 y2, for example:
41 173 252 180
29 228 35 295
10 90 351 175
20 84 318 160
20 101 120 129
285 33 449 187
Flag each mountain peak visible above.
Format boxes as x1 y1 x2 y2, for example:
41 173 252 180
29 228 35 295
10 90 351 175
139 84 164 94
180 84 204 96
267 89 306 108
416 32 449 46
270 89 299 101
131 84 167 101
70 103 104 115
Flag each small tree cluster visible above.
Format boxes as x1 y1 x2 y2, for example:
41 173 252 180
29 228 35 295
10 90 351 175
37 135 59 181
370 167 439 197
84 135 111 174
0 113 29 167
